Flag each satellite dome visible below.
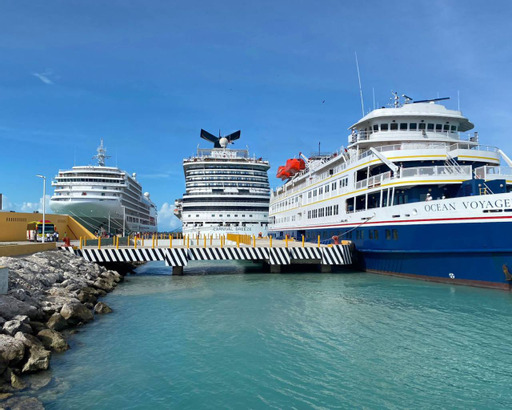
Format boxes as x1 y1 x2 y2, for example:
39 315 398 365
144 192 150 198
219 137 229 148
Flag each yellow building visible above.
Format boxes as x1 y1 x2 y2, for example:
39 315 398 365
0 212 95 242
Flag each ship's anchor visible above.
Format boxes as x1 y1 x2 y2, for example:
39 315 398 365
502 264 512 281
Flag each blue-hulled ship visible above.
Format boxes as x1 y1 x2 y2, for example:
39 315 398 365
269 94 512 289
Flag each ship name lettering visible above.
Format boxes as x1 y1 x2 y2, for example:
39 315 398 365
424 203 456 212
461 199 512 210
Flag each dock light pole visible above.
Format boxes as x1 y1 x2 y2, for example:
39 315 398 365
36 175 46 243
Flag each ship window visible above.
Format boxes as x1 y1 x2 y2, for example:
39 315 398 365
436 124 442 131
443 124 449 131
390 123 398 130
374 230 379 240
385 229 391 240
369 230 373 239
410 123 417 130
325 185 330 193
400 123 407 130
392 229 398 240
332 182 336 190
373 124 378 131
419 123 426 130
427 123 434 130
196 214 200 217
211 214 215 217
234 215 238 217
319 187 323 194
381 124 389 131
334 205 339 215
451 125 457 131
313 189 317 197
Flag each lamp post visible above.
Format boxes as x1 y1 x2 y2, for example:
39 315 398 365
36 175 46 243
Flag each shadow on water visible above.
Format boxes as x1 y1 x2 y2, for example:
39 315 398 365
134 260 360 276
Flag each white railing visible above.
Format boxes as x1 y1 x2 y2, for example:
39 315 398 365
474 166 512 179
355 171 392 189
449 143 498 152
400 165 472 178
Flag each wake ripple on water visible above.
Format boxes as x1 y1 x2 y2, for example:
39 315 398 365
39 262 512 409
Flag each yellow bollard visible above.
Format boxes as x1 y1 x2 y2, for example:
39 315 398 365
210 235 213 246
170 235 173 249
204 236 206 248
302 235 305 248
187 235 190 249
116 236 119 249
98 237 101 249
84 237 87 247
152 235 155 249
127 235 130 247
80 237 83 250
318 235 321 248
237 236 240 248
285 236 288 248
253 235 256 247
269 235 272 248
134 236 137 249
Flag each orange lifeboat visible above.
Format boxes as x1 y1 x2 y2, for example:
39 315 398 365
276 158 306 180
285 158 306 176
276 166 291 180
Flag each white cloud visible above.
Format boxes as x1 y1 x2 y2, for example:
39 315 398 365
11 195 51 213
32 70 54 85
158 202 182 232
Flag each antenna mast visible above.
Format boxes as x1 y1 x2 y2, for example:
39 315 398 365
355 52 365 116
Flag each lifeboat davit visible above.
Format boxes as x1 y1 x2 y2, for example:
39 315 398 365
276 158 306 180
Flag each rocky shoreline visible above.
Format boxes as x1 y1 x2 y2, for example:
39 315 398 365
0 250 125 409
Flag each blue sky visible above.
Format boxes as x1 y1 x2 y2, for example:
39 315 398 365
1 0 511 230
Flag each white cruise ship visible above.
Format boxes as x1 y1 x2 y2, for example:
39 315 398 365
174 129 270 237
50 140 157 235
269 94 512 289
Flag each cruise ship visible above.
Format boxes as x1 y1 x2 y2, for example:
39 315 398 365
174 129 270 236
269 94 512 289
50 140 157 235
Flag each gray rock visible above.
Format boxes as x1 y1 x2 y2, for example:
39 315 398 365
14 332 43 349
77 287 98 304
60 302 93 325
24 371 52 390
29 322 46 334
46 313 67 331
92 277 116 292
8 369 26 390
94 302 113 314
0 296 42 321
22 346 50 373
0 335 25 369
3 320 32 336
5 396 44 410
37 329 68 352
13 315 30 325
0 317 5 327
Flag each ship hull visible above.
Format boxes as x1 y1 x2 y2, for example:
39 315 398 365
182 224 268 238
50 199 156 234
271 218 512 289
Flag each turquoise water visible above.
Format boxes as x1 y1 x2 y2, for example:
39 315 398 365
37 262 512 409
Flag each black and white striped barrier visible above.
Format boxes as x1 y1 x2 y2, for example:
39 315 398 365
59 245 352 267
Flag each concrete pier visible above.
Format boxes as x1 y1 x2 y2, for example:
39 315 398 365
59 237 353 275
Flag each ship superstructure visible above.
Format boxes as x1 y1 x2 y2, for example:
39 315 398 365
50 140 157 235
269 94 512 289
174 129 270 236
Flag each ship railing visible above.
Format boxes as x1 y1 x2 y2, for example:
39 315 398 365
355 171 392 190
448 143 498 152
400 165 472 178
351 130 462 143
474 165 512 179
